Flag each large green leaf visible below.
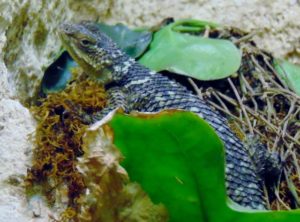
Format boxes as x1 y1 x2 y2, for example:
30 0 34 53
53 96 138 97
109 112 300 222
139 19 241 80
274 59 300 96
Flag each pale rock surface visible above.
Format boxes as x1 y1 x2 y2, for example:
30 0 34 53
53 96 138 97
0 0 300 221
0 0 112 221
107 0 300 63
0 99 36 222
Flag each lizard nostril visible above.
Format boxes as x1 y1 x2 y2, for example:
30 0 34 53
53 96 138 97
59 23 74 35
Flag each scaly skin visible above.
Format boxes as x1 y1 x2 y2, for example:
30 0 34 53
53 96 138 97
58 21 267 209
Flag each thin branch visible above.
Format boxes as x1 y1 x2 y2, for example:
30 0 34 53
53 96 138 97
227 78 254 134
233 31 257 44
188 78 203 99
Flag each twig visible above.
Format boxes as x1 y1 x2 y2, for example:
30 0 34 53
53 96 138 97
211 90 231 114
250 55 269 88
227 78 254 134
233 31 257 44
279 98 296 125
274 188 291 210
266 88 300 101
215 90 300 146
188 78 203 99
206 99 267 140
203 25 210 38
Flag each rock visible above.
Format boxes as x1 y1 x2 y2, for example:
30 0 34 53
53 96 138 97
0 99 36 221
107 0 300 63
0 0 112 221
0 0 112 102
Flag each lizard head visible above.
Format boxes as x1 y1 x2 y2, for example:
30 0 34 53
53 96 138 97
58 21 123 82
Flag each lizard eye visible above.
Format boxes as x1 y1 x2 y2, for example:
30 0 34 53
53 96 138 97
80 39 92 46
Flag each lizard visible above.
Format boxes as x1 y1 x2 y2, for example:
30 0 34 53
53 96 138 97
58 21 277 210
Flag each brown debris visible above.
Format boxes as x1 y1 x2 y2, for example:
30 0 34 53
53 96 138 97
25 68 107 218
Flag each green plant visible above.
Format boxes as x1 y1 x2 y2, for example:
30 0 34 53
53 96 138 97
109 112 300 222
139 19 241 80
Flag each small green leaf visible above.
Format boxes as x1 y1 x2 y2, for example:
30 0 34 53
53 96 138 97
109 111 300 222
274 59 300 96
171 19 218 33
96 23 152 58
139 19 241 80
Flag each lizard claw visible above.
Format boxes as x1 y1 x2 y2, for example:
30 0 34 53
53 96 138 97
88 108 120 131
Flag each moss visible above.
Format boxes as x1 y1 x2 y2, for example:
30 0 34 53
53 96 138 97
25 68 107 218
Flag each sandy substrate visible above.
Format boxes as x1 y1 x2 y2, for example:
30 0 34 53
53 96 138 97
0 0 299 221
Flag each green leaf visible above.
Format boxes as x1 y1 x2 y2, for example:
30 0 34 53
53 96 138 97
171 19 218 33
109 112 224 222
41 51 77 94
109 111 300 222
274 59 300 96
138 19 241 80
96 23 152 58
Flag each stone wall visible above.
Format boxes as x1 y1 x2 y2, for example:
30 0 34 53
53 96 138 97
107 0 300 63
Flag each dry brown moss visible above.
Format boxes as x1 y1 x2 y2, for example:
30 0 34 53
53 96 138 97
25 69 107 216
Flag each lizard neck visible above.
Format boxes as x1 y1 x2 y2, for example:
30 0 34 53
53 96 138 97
96 50 155 86
91 51 136 85
109 53 154 86
111 55 137 82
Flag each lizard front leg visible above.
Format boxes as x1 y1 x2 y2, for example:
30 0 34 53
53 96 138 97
82 86 128 124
